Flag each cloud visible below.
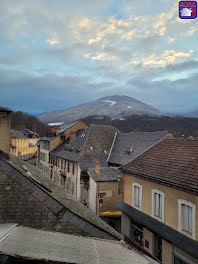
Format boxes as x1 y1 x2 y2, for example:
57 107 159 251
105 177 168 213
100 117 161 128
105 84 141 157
132 49 194 68
46 37 60 46
0 0 198 114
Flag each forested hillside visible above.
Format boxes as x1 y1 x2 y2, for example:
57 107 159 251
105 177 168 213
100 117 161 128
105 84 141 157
81 115 198 138
11 111 50 137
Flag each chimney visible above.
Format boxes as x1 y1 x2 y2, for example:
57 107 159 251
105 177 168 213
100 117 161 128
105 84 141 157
0 108 12 154
70 131 76 143
95 161 100 175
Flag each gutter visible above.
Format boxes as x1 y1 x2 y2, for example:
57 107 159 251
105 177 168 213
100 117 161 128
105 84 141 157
107 132 117 163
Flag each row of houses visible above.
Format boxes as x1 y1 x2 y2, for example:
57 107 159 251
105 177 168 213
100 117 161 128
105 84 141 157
2 108 198 263
39 120 198 263
0 107 157 263
47 125 171 215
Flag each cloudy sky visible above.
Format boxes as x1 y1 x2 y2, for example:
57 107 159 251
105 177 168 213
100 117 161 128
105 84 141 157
0 0 198 114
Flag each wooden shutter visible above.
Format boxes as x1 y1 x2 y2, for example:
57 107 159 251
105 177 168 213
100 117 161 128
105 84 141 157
188 206 192 233
183 205 188 231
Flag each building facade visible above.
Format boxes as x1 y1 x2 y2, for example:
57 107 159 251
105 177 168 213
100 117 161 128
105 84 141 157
119 139 198 264
37 121 88 174
10 130 34 160
0 108 12 154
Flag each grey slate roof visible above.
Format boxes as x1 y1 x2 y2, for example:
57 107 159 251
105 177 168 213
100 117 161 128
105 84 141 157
50 125 119 170
88 167 121 182
0 225 156 264
0 151 122 241
10 129 28 139
20 128 39 137
108 131 169 166
58 121 79 133
50 128 89 162
118 201 198 260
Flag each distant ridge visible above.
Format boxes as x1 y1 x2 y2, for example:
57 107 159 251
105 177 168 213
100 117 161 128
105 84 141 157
39 95 162 123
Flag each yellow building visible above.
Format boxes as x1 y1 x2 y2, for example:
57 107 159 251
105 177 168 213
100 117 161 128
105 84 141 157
10 129 36 160
37 120 88 174
119 139 198 264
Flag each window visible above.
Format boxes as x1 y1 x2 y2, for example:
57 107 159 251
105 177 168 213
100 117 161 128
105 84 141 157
72 163 75 174
67 162 70 172
152 189 165 222
132 183 142 210
178 200 196 239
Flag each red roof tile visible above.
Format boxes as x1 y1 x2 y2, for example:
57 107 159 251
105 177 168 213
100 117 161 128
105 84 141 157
122 139 198 195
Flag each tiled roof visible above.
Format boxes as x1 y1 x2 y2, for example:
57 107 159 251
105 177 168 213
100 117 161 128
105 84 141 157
81 125 119 163
88 167 121 182
11 129 28 139
50 125 119 167
20 128 39 137
0 152 122 240
122 139 198 195
58 121 79 133
108 131 169 166
50 128 89 162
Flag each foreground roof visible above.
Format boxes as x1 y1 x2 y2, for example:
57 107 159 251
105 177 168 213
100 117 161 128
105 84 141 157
0 225 157 264
122 139 198 195
108 131 169 166
0 151 122 240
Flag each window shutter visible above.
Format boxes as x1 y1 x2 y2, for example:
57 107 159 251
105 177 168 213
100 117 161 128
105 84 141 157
137 187 140 207
188 206 192 233
159 195 162 218
155 193 159 216
183 205 188 231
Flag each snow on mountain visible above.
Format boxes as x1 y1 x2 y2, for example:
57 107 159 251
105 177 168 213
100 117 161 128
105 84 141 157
39 95 162 123
102 100 117 106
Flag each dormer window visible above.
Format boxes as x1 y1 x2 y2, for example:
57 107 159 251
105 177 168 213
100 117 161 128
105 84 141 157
81 134 86 138
126 147 133 154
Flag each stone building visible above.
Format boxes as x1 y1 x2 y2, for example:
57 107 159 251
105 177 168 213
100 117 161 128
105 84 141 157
49 128 171 203
37 120 87 174
10 129 37 160
118 139 198 263
88 165 122 231
49 125 119 201
0 108 12 154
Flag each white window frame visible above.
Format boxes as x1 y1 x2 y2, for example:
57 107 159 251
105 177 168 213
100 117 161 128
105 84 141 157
132 183 142 211
178 199 196 240
152 189 165 223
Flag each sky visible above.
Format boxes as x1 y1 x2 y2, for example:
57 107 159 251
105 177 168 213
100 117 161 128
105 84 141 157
0 0 198 115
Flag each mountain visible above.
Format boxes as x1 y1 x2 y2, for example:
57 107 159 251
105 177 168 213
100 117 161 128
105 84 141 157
184 110 198 118
39 95 162 123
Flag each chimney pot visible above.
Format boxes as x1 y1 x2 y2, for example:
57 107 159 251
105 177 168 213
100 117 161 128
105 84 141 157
96 161 100 174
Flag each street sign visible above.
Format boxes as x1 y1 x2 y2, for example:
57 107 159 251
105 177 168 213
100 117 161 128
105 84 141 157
99 198 103 204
